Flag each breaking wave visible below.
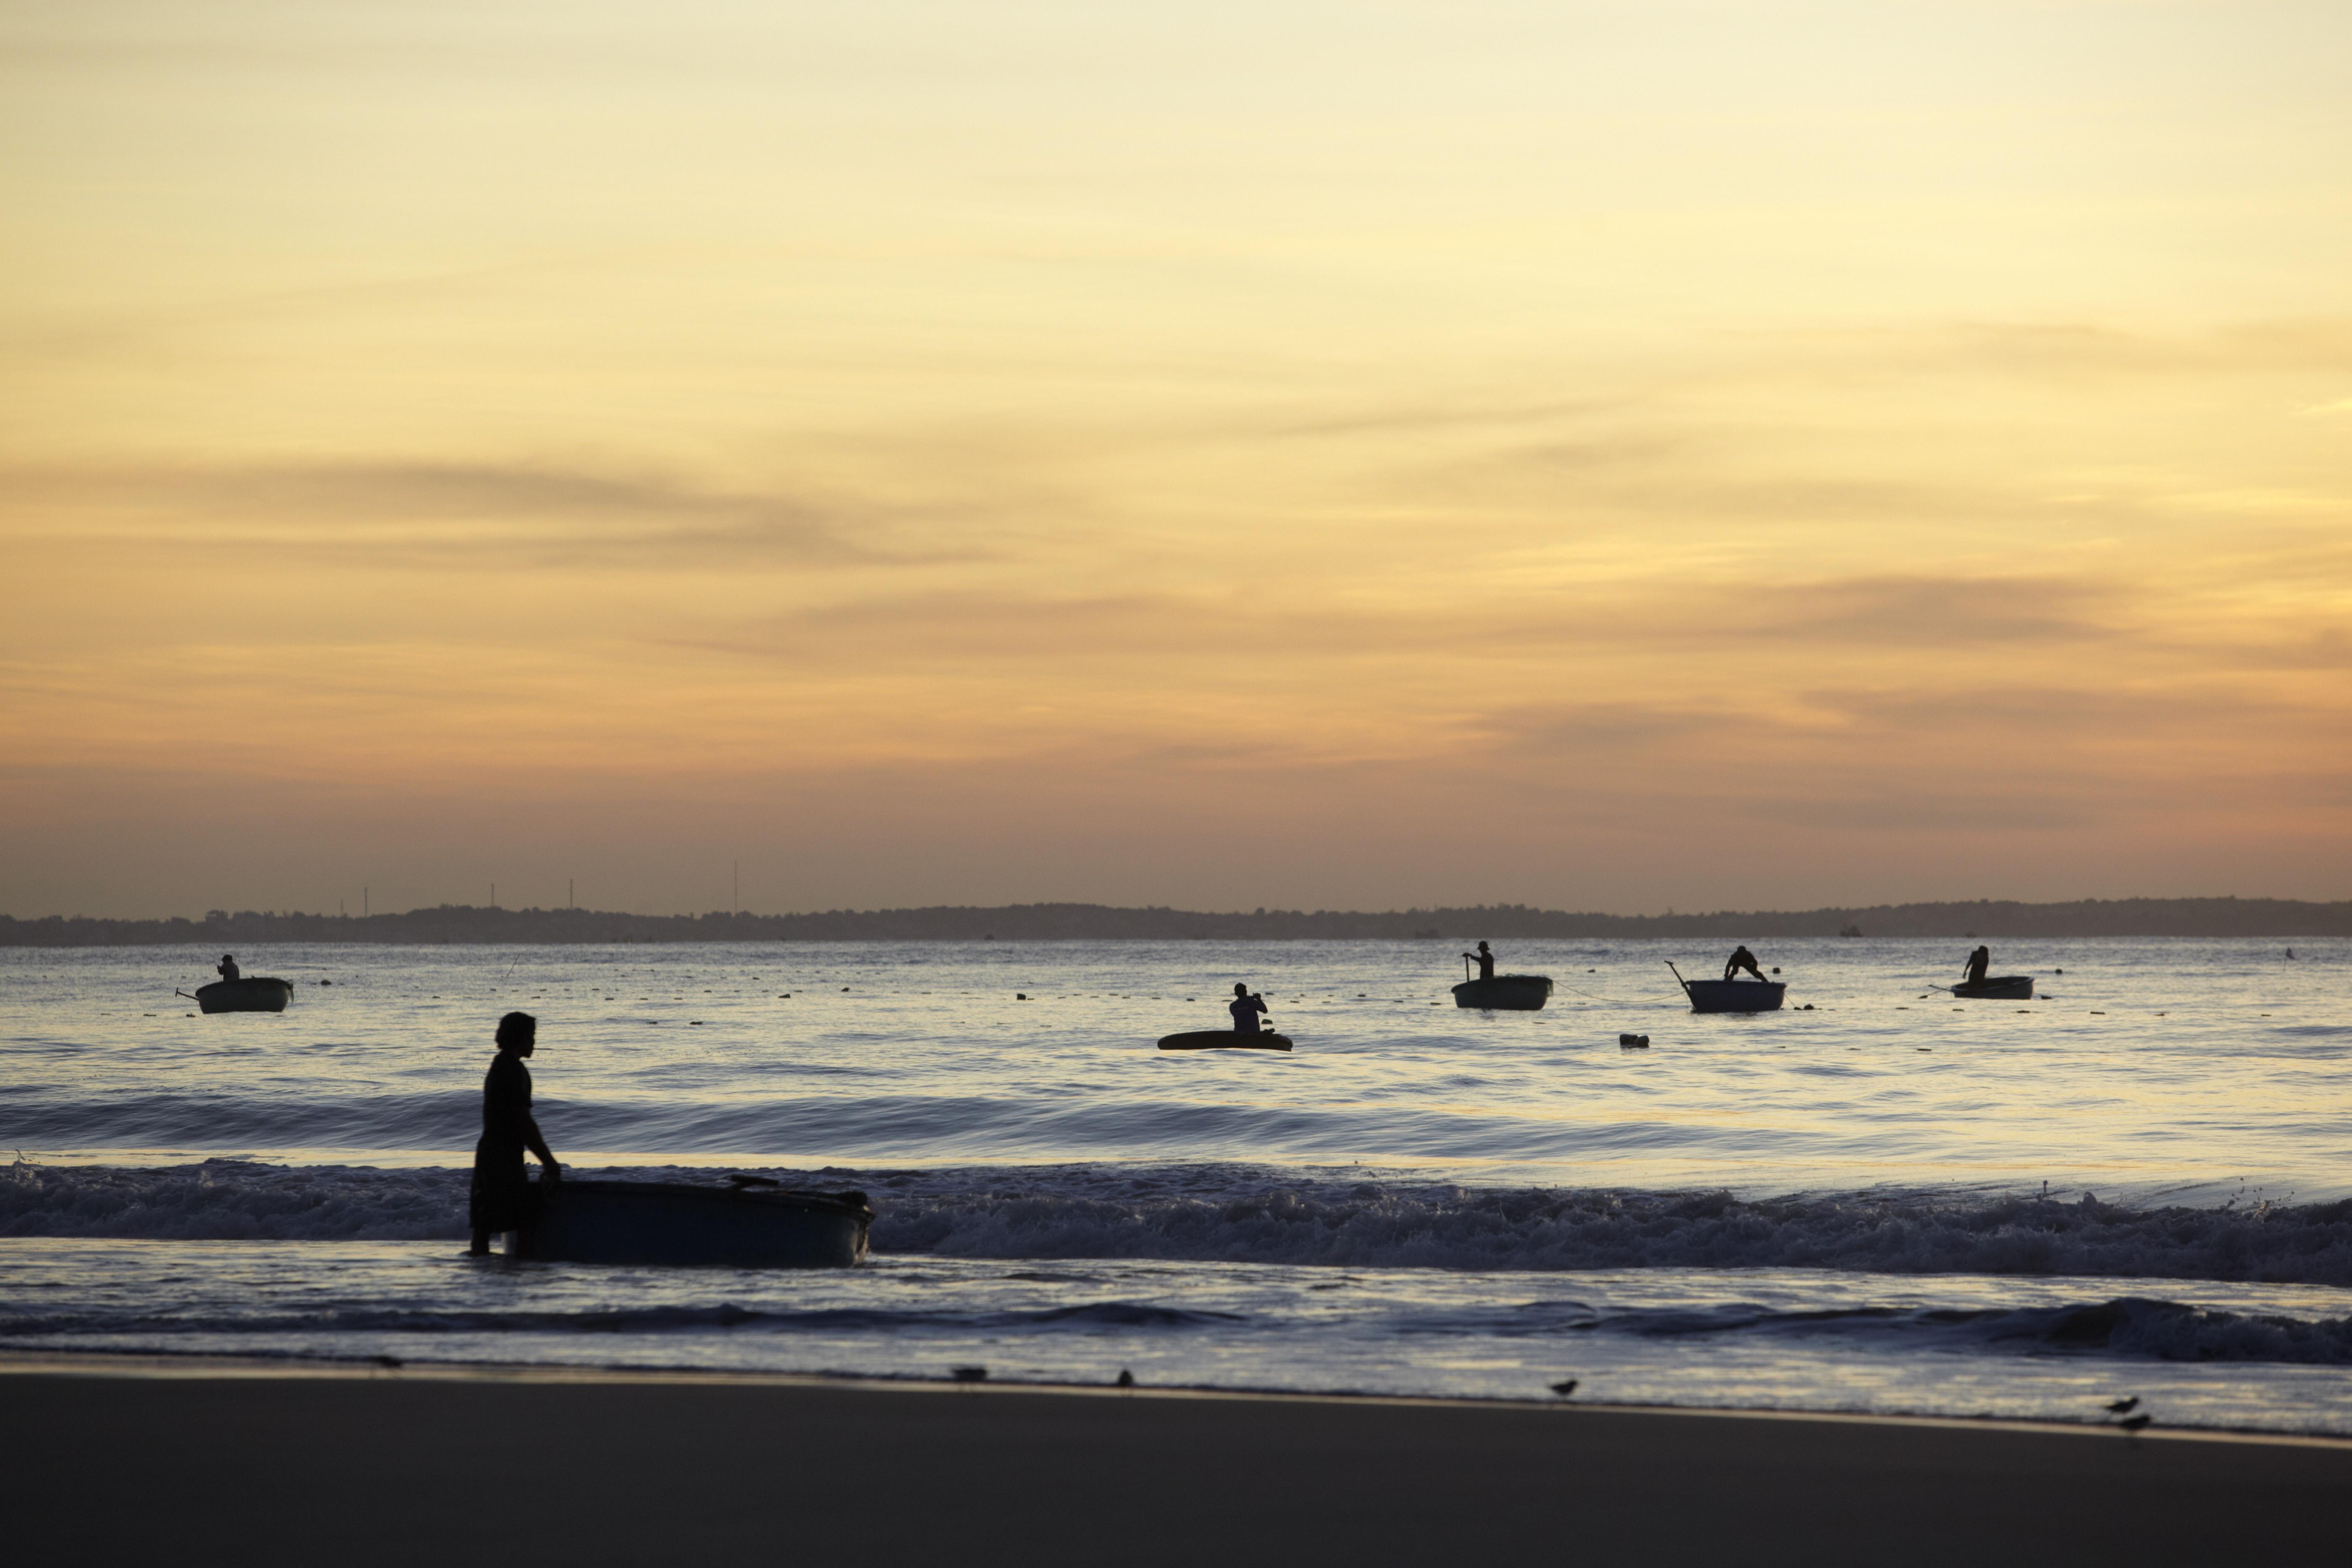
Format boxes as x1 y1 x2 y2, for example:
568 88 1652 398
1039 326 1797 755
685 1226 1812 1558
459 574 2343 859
8 1158 2351 1286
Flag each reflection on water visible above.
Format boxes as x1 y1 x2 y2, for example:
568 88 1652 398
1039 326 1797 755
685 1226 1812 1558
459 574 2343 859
2 938 2344 1198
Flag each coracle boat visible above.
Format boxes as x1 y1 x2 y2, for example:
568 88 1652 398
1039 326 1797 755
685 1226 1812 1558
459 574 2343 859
191 977 294 1014
1950 976 2035 1000
1669 963 1785 1014
1451 975 1553 1011
1158 1031 1293 1051
516 1178 872 1266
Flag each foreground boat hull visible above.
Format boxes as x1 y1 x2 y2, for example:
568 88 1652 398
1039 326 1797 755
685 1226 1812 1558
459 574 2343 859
519 1180 872 1267
1158 1031 1293 1051
193 978 293 1014
1451 976 1554 1010
1952 976 2035 1000
1681 979 1786 1013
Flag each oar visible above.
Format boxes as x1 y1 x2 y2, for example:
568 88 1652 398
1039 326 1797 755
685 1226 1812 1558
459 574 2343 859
1664 961 1694 999
174 989 198 1001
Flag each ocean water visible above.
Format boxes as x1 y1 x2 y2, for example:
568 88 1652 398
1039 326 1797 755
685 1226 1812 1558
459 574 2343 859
3 937 2348 1433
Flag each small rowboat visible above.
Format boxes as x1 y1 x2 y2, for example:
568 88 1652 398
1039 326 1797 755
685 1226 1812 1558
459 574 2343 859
1949 976 2034 1000
1451 975 1553 1010
1159 1031 1293 1051
1668 962 1785 1013
190 977 294 1014
520 1178 872 1267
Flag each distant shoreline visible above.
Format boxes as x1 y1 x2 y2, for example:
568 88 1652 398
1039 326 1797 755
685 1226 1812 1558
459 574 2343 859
3 896 2346 946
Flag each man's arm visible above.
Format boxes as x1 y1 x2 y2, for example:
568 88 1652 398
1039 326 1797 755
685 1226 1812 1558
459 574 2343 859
523 1116 560 1183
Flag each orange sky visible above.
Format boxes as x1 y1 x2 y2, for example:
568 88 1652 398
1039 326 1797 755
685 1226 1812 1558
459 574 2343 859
4 1 2349 917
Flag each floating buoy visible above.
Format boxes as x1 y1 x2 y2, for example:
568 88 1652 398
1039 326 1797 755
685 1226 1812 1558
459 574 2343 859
1618 1034 1650 1048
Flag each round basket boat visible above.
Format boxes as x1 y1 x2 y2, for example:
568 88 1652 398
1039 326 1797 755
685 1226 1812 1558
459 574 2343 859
1158 1031 1293 1051
518 1179 872 1267
1451 975 1553 1010
193 978 294 1014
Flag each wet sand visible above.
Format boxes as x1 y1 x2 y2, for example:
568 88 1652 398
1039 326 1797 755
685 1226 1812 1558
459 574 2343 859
3 1359 2343 1565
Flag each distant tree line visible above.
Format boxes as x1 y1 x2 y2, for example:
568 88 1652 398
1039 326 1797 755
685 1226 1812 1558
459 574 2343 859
1 897 2346 946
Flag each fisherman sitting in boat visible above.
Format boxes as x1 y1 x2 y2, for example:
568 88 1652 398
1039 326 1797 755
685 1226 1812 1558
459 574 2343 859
217 953 240 982
1962 945 1991 986
1463 941 1496 981
469 1011 562 1258
1229 983 1269 1034
1723 945 1766 983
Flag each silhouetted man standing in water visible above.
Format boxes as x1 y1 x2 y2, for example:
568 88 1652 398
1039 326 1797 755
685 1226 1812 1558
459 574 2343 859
1229 983 1269 1034
217 954 240 982
1962 945 1991 986
469 1011 560 1257
1464 941 1496 981
1724 945 1766 983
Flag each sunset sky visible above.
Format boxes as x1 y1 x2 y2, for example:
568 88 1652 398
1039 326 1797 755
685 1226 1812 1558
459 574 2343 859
4 0 2349 918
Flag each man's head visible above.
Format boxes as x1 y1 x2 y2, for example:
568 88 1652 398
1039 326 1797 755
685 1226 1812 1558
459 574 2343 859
1233 982 1248 997
221 954 235 963
1476 941 1490 952
495 1011 538 1055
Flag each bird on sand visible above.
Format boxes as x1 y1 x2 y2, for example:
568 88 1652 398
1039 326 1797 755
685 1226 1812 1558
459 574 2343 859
2117 1413 2151 1433
951 1365 988 1382
2105 1397 2139 1414
1549 1379 1579 1397
1116 1369 1135 1388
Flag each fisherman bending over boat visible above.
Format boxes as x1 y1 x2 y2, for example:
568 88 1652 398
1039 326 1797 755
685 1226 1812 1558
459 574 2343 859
217 953 240 983
1723 945 1766 983
1962 945 1991 986
469 1011 561 1258
1463 941 1496 982
1230 983 1269 1034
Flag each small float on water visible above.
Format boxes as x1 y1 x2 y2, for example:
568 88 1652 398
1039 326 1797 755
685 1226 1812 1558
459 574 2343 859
1668 962 1785 1014
1158 1031 1293 1051
1944 976 2035 1000
183 977 294 1014
515 1177 872 1266
1451 976 1553 1010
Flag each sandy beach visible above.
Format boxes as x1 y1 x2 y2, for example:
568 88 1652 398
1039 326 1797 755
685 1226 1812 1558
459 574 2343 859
3 1357 2342 1566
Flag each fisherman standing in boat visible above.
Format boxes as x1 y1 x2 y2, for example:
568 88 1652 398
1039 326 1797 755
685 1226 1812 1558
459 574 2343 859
1463 940 1497 982
1962 945 1991 987
468 1011 561 1258
1723 945 1766 983
217 953 240 982
1229 982 1269 1035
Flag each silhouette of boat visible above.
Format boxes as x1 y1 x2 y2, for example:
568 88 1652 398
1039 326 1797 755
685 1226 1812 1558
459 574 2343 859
1948 976 2034 1000
521 1178 871 1266
1668 962 1785 1013
1450 976 1553 1010
191 977 294 1013
1158 1031 1293 1051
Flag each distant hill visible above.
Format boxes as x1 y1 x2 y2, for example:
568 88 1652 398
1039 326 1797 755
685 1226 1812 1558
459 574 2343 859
2 897 2347 946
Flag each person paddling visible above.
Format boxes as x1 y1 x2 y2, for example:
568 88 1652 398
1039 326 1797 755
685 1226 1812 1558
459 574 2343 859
1229 983 1269 1034
217 953 240 983
1462 941 1496 982
468 1011 561 1257
1723 945 1766 983
1962 945 1991 986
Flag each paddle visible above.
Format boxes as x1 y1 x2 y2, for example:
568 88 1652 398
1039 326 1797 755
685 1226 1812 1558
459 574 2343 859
1663 961 1694 999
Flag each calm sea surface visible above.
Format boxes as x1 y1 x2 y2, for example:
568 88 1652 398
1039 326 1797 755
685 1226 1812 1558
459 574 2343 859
4 938 2347 1432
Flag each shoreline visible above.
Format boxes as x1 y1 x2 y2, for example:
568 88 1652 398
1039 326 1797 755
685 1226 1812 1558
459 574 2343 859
5 1347 2345 1450
5 1351 2344 1565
